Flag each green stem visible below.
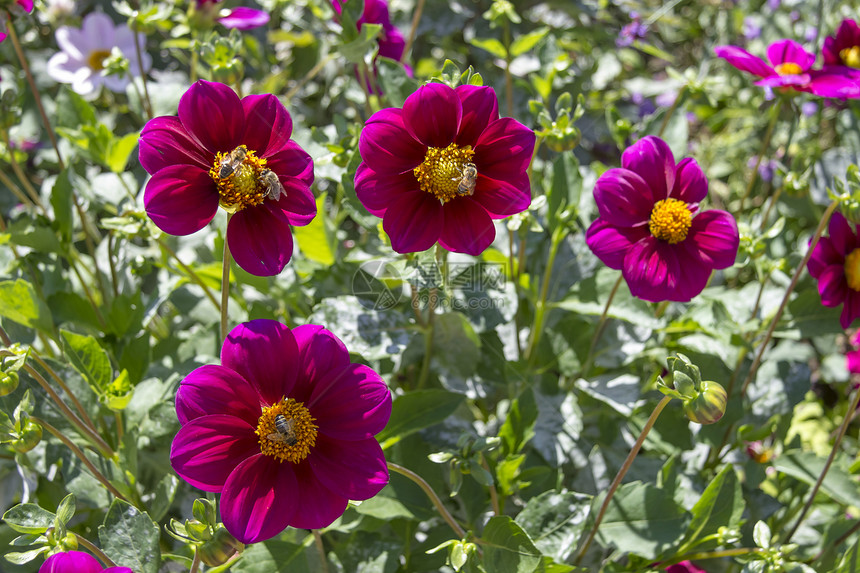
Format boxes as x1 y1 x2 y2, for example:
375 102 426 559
29 352 98 435
659 547 764 568
0 127 45 211
525 228 564 364
73 534 116 568
509 230 522 358
739 99 783 212
0 159 36 207
158 237 221 313
285 54 336 101
503 20 513 117
580 275 624 377
573 395 673 565
416 288 436 389
189 548 201 573
388 462 466 539
402 0 425 62
656 85 687 139
480 453 501 516
313 530 330 573
132 23 153 119
220 216 233 344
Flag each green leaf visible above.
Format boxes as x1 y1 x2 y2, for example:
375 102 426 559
499 388 537 455
4 547 49 565
294 194 335 265
50 169 74 244
593 482 689 560
0 279 53 332
834 538 860 573
2 504 56 534
516 491 591 563
432 313 481 378
98 500 161 573
753 521 771 549
55 494 76 526
339 23 382 64
231 537 317 573
773 450 860 507
482 515 543 573
471 37 508 59
377 389 465 449
682 464 743 550
106 132 140 173
60 329 112 392
55 87 97 128
510 27 549 57
547 153 581 230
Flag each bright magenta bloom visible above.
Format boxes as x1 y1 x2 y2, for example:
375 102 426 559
139 80 315 276
715 39 859 98
807 212 860 329
40 551 132 573
0 0 34 43
823 19 860 70
666 562 707 573
585 136 739 303
195 0 270 30
170 320 391 544
355 83 535 255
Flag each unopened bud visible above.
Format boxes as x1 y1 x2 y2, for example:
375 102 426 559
683 380 727 425
0 370 19 397
199 526 244 567
12 421 42 453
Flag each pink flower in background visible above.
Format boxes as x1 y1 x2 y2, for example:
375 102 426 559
808 212 860 329
170 320 391 544
666 561 707 573
139 80 315 276
355 82 535 255
715 39 859 98
39 551 132 573
195 0 270 30
0 0 33 43
586 136 739 303
823 19 860 69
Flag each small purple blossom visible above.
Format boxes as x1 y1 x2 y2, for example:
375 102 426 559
802 101 818 116
743 17 761 41
617 13 648 48
39 551 132 573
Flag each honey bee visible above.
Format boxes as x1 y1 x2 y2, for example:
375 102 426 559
267 414 298 446
259 169 286 201
454 163 478 196
218 145 248 178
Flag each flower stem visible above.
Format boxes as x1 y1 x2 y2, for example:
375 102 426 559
132 24 153 120
285 54 337 101
659 547 764 568
0 127 46 211
0 162 36 207
402 0 426 61
220 217 233 344
502 20 514 117
29 352 99 436
508 231 523 358
416 288 436 389
73 534 116 568
480 453 501 516
656 85 687 139
388 462 466 539
157 237 221 313
312 530 330 573
739 99 783 213
525 227 564 365
573 395 673 565
783 384 860 543
189 548 201 573
739 200 839 397
580 275 624 377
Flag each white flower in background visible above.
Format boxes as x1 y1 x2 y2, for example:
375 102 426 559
46 12 151 96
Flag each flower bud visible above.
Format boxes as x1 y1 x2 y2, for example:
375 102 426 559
544 125 580 152
199 526 244 567
0 370 19 396
59 531 79 552
12 420 43 453
683 380 727 425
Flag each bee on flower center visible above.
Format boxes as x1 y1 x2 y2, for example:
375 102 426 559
453 163 478 196
258 169 286 202
267 414 298 446
219 145 248 178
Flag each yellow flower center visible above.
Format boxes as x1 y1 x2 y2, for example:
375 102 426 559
649 198 692 244
255 398 318 464
413 143 476 204
840 46 860 69
844 248 860 291
208 145 269 213
774 62 803 76
87 49 112 71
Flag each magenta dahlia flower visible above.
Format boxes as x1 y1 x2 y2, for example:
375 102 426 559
170 319 391 544
139 80 315 276
807 212 860 329
823 19 860 73
355 82 535 255
0 0 33 43
585 136 739 303
715 39 859 98
666 562 707 573
194 0 270 30
39 551 132 573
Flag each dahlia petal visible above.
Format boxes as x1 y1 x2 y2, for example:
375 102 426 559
585 218 650 270
309 364 392 440
221 454 298 544
175 365 261 426
378 29 406 61
139 115 211 174
382 191 444 253
308 435 388 500
178 80 244 154
292 325 351 398
284 462 349 530
170 414 260 492
686 210 739 269
754 74 812 88
16 0 33 11
221 319 301 405
402 83 461 148
822 36 840 65
847 349 860 374
817 264 849 307
143 165 218 236
355 162 417 216
714 45 775 78
623 237 709 302
474 118 536 181
227 205 295 276
54 25 88 61
672 157 709 204
808 237 842 278
592 168 654 227
828 212 859 255
454 85 500 148
359 0 395 28
438 198 495 256
766 39 814 70
807 71 860 99
621 136 676 202
841 290 860 329
40 551 105 573
259 142 316 226
241 94 293 156
359 108 426 175
471 173 531 218
219 7 270 30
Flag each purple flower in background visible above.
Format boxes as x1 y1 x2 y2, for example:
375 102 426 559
0 0 33 43
586 136 739 303
807 212 860 328
46 12 151 96
747 156 778 182
767 0 781 9
802 101 818 116
39 551 132 573
617 11 648 48
743 17 761 40
195 0 270 30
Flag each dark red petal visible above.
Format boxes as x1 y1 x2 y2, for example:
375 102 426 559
143 165 218 235
241 94 293 156
220 454 298 544
829 212 859 255
621 136 676 202
308 364 392 440
355 162 418 216
263 140 313 183
221 319 301 405
686 210 739 270
623 237 710 302
178 80 244 154
808 236 842 278
592 168 654 227
438 199 495 255
284 462 349 529
308 435 388 500
841 290 860 329
474 118 536 181
292 325 351 398
672 157 708 204
227 206 295 276
382 191 444 253
402 83 461 148
40 551 105 573
585 218 649 270
471 172 531 218
359 108 426 175
139 115 211 174
170 414 259 492
454 85 499 148
818 264 849 308
175 365 261 426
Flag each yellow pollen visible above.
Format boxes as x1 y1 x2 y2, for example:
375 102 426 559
774 62 803 76
840 46 860 69
845 249 860 291
649 198 692 244
413 143 476 204
208 146 269 213
87 49 112 71
255 398 318 464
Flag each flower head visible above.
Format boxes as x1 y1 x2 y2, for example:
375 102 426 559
170 320 391 544
666 561 707 573
807 212 860 329
585 136 739 303
355 82 535 255
823 19 860 69
616 12 647 48
0 0 33 43
39 551 132 573
194 0 270 30
139 80 316 276
715 39 859 99
46 12 152 96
